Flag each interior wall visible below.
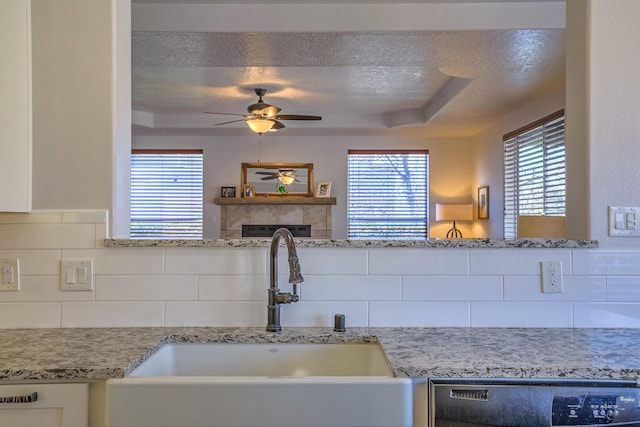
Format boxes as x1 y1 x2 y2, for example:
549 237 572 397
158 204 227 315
31 0 112 210
587 0 640 247
133 134 475 239
471 90 566 239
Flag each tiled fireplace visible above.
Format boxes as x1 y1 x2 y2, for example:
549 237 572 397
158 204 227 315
215 197 335 239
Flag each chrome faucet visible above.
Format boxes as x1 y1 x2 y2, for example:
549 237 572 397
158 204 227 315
266 228 303 332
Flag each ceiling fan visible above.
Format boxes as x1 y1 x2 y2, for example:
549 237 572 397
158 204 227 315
255 169 299 185
204 88 322 134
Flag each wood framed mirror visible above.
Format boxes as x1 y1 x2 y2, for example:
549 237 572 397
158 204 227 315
242 163 314 196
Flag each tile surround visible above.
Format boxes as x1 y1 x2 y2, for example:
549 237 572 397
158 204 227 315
0 209 638 329
219 204 331 238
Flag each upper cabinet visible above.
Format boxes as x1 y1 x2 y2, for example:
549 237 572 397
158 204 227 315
0 0 32 212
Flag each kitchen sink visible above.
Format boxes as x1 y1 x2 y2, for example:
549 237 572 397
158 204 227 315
105 342 413 427
128 342 394 377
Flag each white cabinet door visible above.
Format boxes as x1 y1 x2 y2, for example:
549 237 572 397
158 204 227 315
0 383 88 427
0 0 32 212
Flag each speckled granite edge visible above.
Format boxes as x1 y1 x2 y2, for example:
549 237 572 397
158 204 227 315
104 238 598 249
2 327 640 382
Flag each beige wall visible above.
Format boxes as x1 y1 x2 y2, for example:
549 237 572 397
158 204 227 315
471 91 566 239
134 134 475 239
587 0 640 247
31 0 113 210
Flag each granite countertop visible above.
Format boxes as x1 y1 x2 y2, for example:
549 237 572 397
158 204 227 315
1 327 638 381
104 239 598 249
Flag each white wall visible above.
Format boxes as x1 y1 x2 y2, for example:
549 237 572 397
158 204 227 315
134 134 475 239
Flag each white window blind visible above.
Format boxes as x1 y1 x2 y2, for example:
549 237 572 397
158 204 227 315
131 150 203 239
348 150 429 239
504 110 565 239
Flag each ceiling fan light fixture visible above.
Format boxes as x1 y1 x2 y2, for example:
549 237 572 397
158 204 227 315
246 118 275 134
278 175 295 185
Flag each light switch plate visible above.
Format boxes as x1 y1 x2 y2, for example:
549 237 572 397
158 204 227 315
609 206 640 236
60 259 94 291
0 259 20 291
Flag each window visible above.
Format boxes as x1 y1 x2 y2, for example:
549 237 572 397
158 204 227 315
503 110 565 239
130 149 203 239
347 150 429 239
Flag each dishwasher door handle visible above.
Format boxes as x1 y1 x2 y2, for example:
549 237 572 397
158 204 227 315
0 391 38 404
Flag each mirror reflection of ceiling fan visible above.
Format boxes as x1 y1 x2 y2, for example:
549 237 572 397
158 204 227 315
255 169 299 185
204 88 322 135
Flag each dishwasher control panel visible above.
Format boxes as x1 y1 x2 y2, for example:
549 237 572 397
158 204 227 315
431 380 640 427
552 389 640 426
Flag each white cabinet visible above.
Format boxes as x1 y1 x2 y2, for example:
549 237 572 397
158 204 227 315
0 383 88 427
0 0 32 212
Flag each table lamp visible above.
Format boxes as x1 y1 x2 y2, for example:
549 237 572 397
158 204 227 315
435 203 473 238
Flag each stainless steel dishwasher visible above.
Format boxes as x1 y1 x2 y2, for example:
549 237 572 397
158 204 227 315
430 378 640 427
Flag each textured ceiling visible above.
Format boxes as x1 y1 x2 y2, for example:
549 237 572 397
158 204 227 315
131 2 566 137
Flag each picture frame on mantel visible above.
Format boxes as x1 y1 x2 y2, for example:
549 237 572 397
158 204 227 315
316 181 331 198
242 184 256 198
220 186 236 198
478 186 489 219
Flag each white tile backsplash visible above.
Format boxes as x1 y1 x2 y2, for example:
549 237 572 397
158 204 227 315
0 224 98 250
95 275 198 301
165 301 265 327
573 302 640 328
295 248 368 275
165 248 266 275
198 275 267 301
284 301 369 327
471 302 573 327
370 301 470 327
504 276 607 301
2 209 640 329
606 277 640 301
369 249 469 275
300 275 402 301
470 249 572 275
402 275 503 301
574 250 640 275
5 277 94 302
61 302 165 327
0 302 61 328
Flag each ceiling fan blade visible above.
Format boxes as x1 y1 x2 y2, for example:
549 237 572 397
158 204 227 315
271 120 285 130
276 115 322 121
255 172 278 175
204 112 247 117
213 119 246 126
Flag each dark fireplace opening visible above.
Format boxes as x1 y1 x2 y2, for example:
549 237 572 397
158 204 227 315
242 224 311 238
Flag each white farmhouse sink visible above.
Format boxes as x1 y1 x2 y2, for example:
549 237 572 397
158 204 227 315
105 342 413 427
128 342 393 377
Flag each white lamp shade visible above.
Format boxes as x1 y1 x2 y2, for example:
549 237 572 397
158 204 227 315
435 203 473 221
246 118 275 134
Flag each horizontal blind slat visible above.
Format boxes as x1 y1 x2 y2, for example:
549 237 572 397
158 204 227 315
131 151 204 239
348 152 428 239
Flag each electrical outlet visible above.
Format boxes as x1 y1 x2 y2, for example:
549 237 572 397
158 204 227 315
60 259 93 291
541 260 563 293
0 259 20 291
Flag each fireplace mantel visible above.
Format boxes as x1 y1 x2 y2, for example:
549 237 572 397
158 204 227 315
215 197 335 238
214 197 336 205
